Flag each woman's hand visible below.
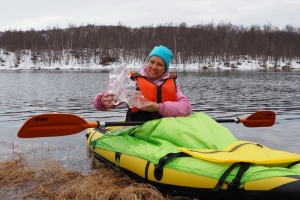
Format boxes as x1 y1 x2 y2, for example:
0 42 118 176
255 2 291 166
101 93 116 109
139 102 159 112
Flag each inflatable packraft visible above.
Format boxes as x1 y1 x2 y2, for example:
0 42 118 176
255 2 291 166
86 112 300 199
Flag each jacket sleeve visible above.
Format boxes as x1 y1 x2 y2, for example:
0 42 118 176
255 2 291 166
158 82 192 117
93 92 108 110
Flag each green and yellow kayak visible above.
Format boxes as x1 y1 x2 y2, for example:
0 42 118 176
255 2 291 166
85 112 300 199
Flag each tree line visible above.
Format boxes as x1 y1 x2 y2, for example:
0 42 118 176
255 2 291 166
0 22 299 68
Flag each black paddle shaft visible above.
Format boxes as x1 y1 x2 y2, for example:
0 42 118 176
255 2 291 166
213 118 240 123
98 118 240 127
99 121 146 127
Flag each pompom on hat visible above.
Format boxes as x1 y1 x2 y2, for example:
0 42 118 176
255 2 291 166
147 46 173 70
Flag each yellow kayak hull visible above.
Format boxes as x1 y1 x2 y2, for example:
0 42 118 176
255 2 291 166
86 127 300 199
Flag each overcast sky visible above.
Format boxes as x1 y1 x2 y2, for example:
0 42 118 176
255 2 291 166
1 0 299 31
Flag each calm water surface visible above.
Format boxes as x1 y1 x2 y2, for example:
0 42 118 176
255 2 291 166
0 69 299 170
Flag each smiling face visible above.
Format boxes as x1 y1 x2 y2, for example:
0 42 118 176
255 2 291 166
146 56 166 80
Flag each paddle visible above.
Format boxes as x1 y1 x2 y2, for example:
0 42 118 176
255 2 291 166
17 110 275 138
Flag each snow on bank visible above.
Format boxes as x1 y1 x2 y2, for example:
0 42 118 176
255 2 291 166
0 49 299 70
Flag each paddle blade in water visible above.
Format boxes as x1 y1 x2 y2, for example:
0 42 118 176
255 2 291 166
17 113 98 138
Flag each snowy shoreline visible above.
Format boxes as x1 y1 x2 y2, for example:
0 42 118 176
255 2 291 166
1 63 299 71
1 48 300 71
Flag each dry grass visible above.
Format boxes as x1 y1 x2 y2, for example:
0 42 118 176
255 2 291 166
0 152 190 200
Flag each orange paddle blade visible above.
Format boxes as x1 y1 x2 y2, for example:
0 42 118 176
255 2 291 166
240 110 276 127
17 113 99 138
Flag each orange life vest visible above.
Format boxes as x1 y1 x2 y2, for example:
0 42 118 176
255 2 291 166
126 72 177 121
130 72 177 103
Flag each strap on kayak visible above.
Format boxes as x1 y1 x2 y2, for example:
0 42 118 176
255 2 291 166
154 152 190 181
226 162 250 199
286 161 300 169
115 152 122 173
145 161 151 180
213 162 250 194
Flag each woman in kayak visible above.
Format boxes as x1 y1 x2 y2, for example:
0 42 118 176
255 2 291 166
93 45 192 121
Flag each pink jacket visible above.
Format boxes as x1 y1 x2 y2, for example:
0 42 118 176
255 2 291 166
93 65 192 117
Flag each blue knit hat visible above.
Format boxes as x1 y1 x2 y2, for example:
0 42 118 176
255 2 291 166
147 46 173 70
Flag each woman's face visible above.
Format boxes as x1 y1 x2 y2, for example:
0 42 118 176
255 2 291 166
147 56 166 80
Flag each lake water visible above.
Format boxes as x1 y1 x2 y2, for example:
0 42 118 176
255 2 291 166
0 68 299 171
